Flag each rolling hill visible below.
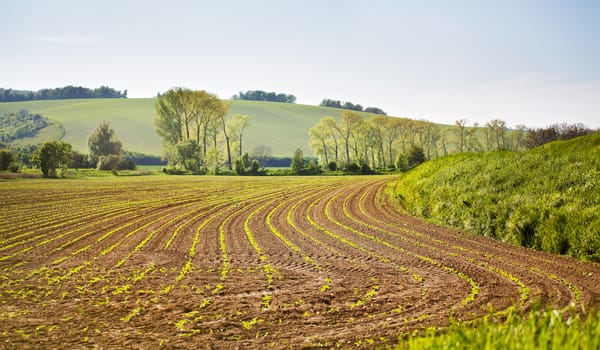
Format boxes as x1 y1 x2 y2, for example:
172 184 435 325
0 98 374 157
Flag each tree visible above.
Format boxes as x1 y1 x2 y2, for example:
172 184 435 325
382 118 402 166
88 121 123 166
32 141 72 177
175 139 201 171
251 145 272 167
406 145 425 168
0 149 16 171
234 158 246 175
454 119 468 153
367 115 388 168
291 148 305 175
212 101 233 170
523 123 593 148
466 123 482 152
320 99 342 108
335 111 363 163
155 88 233 169
228 114 250 157
309 117 333 165
71 150 90 169
194 91 224 159
233 90 296 103
485 119 507 150
510 124 527 151
250 159 261 174
155 88 185 145
364 107 386 115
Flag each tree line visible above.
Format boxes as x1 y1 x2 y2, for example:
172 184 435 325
309 112 438 171
0 86 127 102
309 112 595 173
523 123 593 148
319 99 386 115
155 88 250 173
232 90 296 103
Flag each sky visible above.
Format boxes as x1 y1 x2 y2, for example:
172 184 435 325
1 0 599 128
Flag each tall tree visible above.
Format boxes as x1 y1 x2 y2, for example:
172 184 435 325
228 114 250 158
336 111 363 163
454 119 468 153
485 119 507 150
368 115 387 168
216 101 233 170
322 116 340 163
88 121 123 166
155 89 185 145
155 88 234 169
291 148 305 175
382 118 402 166
309 117 335 165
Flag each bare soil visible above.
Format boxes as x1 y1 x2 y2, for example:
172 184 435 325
1 176 599 349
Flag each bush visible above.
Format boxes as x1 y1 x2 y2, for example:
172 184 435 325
304 160 322 175
342 162 360 174
327 161 338 171
163 167 188 175
360 163 374 174
250 159 261 175
97 155 136 171
407 145 426 167
8 162 20 173
0 149 16 171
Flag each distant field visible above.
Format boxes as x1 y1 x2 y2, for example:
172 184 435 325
0 99 370 156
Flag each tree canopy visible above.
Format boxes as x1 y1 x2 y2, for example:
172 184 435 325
31 141 72 177
87 121 123 167
155 88 246 172
320 99 386 115
232 90 296 103
0 86 127 102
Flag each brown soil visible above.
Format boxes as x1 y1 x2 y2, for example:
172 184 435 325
1 176 599 349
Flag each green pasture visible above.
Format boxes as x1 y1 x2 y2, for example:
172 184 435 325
0 99 374 157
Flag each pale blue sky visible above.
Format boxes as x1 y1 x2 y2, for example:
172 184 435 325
1 0 599 128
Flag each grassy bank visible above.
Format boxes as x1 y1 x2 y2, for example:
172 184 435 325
399 308 600 349
392 132 600 261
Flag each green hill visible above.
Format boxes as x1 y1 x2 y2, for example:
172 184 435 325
0 98 373 156
392 132 600 261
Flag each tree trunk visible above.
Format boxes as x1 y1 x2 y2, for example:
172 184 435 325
225 135 232 170
321 139 329 164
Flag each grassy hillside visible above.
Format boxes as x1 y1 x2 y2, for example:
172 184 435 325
391 132 600 261
0 99 373 156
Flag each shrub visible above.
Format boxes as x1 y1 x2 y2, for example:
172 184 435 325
97 155 136 171
343 162 360 174
0 149 16 171
392 132 600 261
250 159 261 175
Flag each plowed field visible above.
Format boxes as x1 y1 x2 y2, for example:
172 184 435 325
1 176 599 348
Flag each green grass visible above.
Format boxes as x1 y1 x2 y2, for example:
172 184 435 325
391 132 600 261
0 98 158 154
0 99 374 156
400 308 600 349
